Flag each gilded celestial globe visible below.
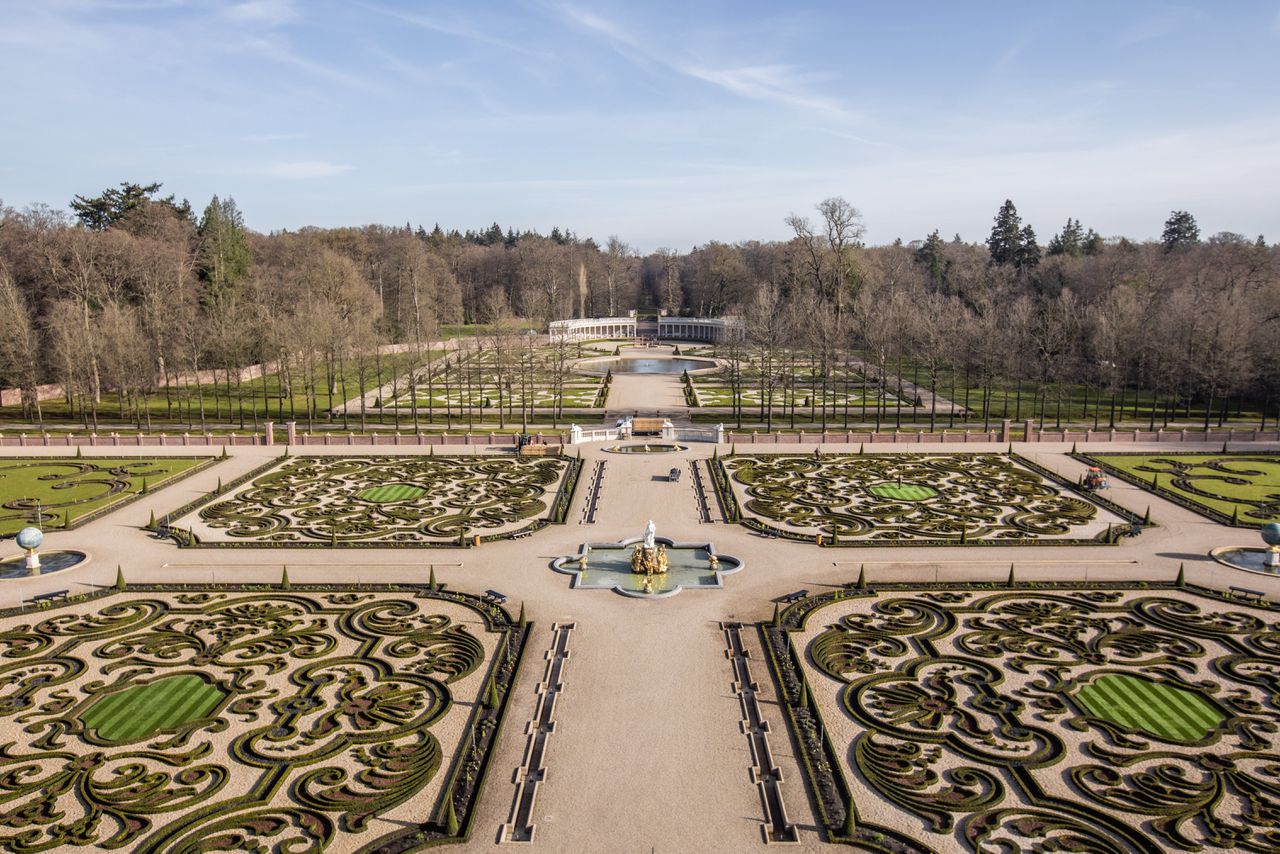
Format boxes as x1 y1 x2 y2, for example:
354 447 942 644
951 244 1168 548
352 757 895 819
15 527 43 551
1261 523 1280 547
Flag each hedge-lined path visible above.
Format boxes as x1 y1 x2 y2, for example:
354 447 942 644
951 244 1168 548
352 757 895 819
1 426 1278 852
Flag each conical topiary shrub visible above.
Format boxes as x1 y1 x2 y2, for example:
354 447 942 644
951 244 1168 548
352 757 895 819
115 566 126 591
281 566 291 591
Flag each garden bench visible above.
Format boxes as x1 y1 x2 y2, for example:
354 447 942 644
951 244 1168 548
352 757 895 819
484 589 508 604
30 589 68 604
155 523 171 539
1229 586 1265 602
669 467 681 482
782 589 809 603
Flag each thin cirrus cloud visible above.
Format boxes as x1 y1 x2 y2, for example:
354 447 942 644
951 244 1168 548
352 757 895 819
555 3 854 121
261 161 352 179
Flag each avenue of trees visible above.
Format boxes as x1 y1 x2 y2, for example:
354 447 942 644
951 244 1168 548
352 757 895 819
0 182 1276 431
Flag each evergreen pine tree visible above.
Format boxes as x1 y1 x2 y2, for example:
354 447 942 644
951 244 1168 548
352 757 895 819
986 200 1023 265
1162 210 1200 251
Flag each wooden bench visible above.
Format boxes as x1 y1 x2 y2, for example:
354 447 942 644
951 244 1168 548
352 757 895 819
484 589 508 605
669 467 681 482
781 589 809 603
30 589 69 604
1229 586 1266 602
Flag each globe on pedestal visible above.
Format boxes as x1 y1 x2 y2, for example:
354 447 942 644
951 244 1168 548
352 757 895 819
1261 523 1280 548
15 527 43 552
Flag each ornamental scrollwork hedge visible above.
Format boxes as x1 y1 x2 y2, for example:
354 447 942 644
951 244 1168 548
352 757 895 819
0 584 528 852
765 582 1280 851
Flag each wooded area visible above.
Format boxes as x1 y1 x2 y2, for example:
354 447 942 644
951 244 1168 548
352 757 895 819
0 183 1275 431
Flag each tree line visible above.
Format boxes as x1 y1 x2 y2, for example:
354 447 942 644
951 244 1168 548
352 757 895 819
0 183 1275 431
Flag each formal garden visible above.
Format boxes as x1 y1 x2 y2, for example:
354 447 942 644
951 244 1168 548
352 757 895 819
689 360 908 410
711 451 1136 544
765 581 1280 852
165 454 581 547
0 583 527 852
0 456 214 536
1078 452 1280 527
377 342 625 415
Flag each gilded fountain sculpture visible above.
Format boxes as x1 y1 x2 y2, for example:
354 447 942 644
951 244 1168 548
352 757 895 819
631 519 669 577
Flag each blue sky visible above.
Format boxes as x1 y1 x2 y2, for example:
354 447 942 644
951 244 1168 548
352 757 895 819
2 0 1278 250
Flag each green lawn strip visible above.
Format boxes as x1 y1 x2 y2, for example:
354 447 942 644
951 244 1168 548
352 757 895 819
0 456 212 536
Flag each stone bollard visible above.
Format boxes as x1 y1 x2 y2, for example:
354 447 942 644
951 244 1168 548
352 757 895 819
264 421 275 445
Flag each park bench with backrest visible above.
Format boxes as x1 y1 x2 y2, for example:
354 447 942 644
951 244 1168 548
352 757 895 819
30 590 68 604
1229 586 1266 602
484 589 508 604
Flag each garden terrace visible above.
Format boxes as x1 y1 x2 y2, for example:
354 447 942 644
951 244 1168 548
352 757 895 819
0 456 214 535
764 582 1280 852
1079 451 1280 526
168 454 580 547
0 584 528 853
380 345 608 413
713 451 1131 545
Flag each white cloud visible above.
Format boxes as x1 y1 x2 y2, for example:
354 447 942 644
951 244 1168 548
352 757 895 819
557 3 854 121
224 0 297 26
262 160 352 178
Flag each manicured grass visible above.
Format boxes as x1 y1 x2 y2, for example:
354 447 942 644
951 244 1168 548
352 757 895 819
1085 452 1280 525
81 674 226 743
1075 673 1223 742
358 483 427 503
867 483 937 501
0 456 210 535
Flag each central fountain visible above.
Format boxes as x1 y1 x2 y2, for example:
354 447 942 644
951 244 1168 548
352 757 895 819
631 519 669 578
552 523 743 598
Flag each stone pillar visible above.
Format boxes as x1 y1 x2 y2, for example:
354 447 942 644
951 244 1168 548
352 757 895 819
1000 419 1011 444
264 421 275 446
715 423 725 444
570 424 583 445
1023 419 1034 442
286 421 297 446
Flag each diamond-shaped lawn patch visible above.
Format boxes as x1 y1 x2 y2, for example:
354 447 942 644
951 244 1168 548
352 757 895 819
1073 673 1225 743
80 674 226 743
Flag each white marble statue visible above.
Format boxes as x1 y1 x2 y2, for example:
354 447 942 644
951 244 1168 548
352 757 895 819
643 519 656 550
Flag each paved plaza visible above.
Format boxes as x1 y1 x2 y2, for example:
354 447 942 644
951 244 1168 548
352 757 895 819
0 358 1275 852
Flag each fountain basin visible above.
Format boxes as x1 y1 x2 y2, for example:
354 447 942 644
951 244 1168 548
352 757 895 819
552 537 742 598
1211 547 1280 578
604 443 688 454
574 356 718 376
0 550 89 580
